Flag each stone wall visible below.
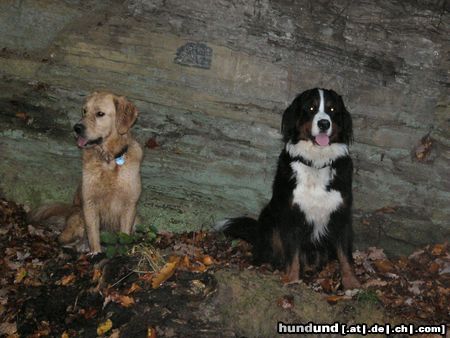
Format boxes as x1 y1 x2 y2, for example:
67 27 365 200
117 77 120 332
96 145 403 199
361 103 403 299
0 0 448 255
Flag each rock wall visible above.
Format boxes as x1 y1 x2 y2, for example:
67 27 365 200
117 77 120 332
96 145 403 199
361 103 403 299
0 0 448 255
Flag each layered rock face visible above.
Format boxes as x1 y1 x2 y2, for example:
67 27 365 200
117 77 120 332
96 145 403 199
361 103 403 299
0 0 448 255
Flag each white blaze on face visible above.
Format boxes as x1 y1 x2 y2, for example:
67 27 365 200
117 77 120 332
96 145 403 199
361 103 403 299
311 89 332 137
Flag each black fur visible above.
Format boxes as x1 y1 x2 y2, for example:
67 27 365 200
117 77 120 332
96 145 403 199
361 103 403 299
220 88 357 281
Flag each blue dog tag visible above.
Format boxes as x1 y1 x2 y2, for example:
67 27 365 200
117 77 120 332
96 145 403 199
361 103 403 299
115 155 125 166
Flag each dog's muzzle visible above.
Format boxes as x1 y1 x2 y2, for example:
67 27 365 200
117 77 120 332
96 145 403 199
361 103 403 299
73 123 102 148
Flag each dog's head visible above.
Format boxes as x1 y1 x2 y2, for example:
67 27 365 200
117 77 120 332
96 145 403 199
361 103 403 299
73 92 138 148
281 88 353 146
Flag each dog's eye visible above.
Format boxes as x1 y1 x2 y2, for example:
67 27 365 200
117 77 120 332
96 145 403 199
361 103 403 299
309 106 314 111
96 111 105 117
330 107 335 112
82 109 87 117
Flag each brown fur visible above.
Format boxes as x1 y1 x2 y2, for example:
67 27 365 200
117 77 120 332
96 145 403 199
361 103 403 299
29 92 143 252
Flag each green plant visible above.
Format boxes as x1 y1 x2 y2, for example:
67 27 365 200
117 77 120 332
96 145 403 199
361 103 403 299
356 289 379 305
100 224 158 258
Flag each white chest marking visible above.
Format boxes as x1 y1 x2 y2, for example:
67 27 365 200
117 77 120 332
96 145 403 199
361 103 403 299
290 161 343 242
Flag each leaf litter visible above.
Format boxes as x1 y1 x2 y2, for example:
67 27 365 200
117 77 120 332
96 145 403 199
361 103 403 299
0 198 449 337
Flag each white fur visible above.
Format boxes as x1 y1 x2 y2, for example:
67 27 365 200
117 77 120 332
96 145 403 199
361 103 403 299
290 161 343 241
311 89 332 137
214 219 230 231
286 141 348 168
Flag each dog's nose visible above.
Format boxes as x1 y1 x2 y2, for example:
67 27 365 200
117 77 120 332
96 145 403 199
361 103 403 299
73 123 85 135
318 119 331 132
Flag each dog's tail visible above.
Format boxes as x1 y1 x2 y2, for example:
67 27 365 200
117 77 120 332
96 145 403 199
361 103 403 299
28 203 74 229
214 217 259 245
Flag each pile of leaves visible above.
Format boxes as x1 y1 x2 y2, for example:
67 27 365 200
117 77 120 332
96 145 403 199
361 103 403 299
158 231 450 325
0 198 449 337
0 199 224 337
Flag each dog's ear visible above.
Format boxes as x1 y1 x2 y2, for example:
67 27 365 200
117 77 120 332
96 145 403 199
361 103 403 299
114 96 138 135
281 95 301 143
339 95 353 144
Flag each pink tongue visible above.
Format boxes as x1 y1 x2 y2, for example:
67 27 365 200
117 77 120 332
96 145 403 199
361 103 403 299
77 137 88 148
315 134 330 146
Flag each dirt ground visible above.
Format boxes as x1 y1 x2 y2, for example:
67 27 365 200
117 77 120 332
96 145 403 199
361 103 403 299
0 198 448 337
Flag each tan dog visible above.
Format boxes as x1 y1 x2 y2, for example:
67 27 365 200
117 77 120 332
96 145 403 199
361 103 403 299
29 92 143 252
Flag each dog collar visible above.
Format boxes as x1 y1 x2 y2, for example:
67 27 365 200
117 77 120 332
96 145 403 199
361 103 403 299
291 155 331 169
114 145 128 166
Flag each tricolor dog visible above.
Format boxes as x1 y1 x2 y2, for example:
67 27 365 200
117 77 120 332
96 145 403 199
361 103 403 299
216 88 360 289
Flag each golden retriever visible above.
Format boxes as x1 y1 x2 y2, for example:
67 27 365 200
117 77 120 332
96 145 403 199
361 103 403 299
29 91 143 252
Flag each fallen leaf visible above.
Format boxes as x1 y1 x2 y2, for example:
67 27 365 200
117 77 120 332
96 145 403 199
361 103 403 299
147 327 157 338
373 259 395 273
277 295 294 309
431 243 445 256
97 319 113 336
14 268 27 284
363 279 388 288
146 137 160 149
139 273 154 282
319 278 333 293
202 255 214 266
80 307 98 320
0 321 17 335
428 262 440 274
127 282 142 294
92 268 102 282
367 247 387 261
408 281 424 295
325 295 351 305
409 249 425 260
59 273 76 286
61 332 70 338
151 257 180 288
106 293 135 308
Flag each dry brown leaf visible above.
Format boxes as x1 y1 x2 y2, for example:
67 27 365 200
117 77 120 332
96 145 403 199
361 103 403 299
428 262 440 274
373 259 395 273
325 295 350 305
110 293 135 308
61 331 70 338
59 273 76 286
319 278 333 293
0 321 17 335
277 295 294 309
147 327 157 338
14 267 27 284
151 257 180 288
202 255 214 266
126 282 142 294
97 319 113 336
92 268 102 282
431 243 445 256
80 307 98 320
367 247 387 261
139 273 154 282
146 138 160 149
363 279 388 288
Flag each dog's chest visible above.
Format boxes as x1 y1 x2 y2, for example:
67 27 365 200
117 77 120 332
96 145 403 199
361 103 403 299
83 161 140 198
290 162 343 241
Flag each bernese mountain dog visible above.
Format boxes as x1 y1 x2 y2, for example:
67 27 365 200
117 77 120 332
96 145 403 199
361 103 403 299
216 88 360 290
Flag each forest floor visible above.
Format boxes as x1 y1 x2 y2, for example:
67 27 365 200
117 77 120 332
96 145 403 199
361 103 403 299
0 198 448 337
